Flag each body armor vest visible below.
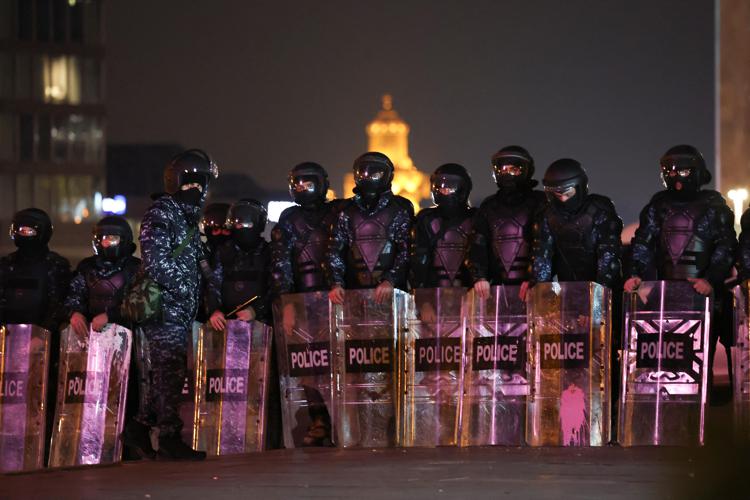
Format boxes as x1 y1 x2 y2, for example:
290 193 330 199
346 205 397 288
85 268 128 318
487 201 535 283
290 208 336 292
431 216 473 287
546 204 597 282
658 202 709 279
221 246 266 313
2 256 49 325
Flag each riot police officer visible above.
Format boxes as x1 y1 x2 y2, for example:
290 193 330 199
208 199 271 328
66 216 140 335
625 145 736 394
326 152 414 305
207 198 281 449
271 162 343 296
271 163 342 446
467 146 546 299
124 149 217 461
410 163 475 288
0 208 71 331
531 158 623 291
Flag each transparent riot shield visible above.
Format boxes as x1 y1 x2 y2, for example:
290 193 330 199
49 324 133 466
461 286 528 446
333 289 412 448
732 283 749 441
194 320 271 455
401 288 465 447
527 282 611 447
180 322 201 448
619 281 710 446
0 324 50 472
273 292 334 448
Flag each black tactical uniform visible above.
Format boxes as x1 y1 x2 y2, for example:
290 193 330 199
326 152 414 290
124 149 217 461
271 163 344 296
629 145 736 394
0 208 71 331
208 198 281 449
467 146 546 286
271 162 342 446
411 163 476 288
532 159 623 289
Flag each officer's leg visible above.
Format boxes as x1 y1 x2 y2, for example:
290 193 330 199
148 323 205 460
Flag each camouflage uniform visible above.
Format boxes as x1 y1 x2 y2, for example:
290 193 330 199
135 194 205 437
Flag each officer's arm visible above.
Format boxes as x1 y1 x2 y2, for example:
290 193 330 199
704 203 737 290
205 251 224 314
383 203 414 288
629 202 659 279
594 205 624 289
139 206 186 294
270 215 295 296
530 213 554 283
65 267 89 318
466 208 491 284
324 212 349 288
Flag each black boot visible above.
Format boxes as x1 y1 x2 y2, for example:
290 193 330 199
122 420 157 460
157 434 206 461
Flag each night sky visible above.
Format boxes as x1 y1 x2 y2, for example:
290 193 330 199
106 0 715 225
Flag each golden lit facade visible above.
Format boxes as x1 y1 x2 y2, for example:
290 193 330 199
344 95 430 210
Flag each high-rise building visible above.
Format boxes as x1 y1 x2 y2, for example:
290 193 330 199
344 94 430 210
0 0 106 259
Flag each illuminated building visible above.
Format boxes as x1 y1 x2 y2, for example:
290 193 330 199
344 94 430 210
0 0 106 259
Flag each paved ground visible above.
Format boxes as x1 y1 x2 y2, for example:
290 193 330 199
2 404 747 500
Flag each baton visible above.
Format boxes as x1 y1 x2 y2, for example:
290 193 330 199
225 295 259 318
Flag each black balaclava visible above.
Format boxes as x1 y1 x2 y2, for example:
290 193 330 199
542 158 589 213
92 216 135 262
352 152 394 208
227 199 268 251
430 163 472 215
288 162 329 208
491 145 537 200
660 145 710 201
10 208 52 256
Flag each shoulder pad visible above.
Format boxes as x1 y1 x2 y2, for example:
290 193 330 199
392 195 415 213
586 193 617 213
76 256 98 272
698 189 728 206
277 205 301 222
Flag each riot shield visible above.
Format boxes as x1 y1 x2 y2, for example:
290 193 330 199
0 324 49 472
194 320 271 455
180 322 200 448
619 281 710 446
401 288 464 447
732 282 750 441
527 282 611 447
333 288 412 448
49 324 132 466
273 292 335 448
462 286 528 446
